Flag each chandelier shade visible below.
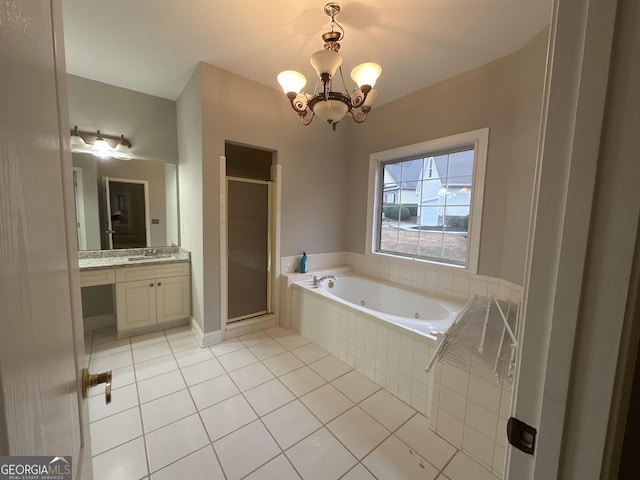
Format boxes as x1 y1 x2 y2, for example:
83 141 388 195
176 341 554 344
277 70 307 94
351 63 382 89
310 49 342 78
277 2 381 130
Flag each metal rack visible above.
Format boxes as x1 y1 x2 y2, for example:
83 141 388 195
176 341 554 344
426 295 519 386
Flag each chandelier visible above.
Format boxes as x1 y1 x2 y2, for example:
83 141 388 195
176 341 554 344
277 2 381 130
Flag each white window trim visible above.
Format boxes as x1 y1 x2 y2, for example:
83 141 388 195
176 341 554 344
365 127 489 273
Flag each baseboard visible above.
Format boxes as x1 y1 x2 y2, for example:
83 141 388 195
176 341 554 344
191 319 222 347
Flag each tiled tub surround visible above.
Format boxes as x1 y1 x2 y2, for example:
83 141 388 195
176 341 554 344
280 251 523 329
430 362 512 478
284 251 522 478
292 283 442 418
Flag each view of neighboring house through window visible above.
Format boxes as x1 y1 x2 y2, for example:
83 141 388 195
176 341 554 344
369 128 488 271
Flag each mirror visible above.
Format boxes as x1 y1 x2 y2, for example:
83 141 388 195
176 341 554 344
72 152 179 250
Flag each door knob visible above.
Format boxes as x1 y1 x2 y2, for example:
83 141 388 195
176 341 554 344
82 367 112 405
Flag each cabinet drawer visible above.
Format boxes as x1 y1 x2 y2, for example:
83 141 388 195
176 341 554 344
115 262 190 283
80 268 115 287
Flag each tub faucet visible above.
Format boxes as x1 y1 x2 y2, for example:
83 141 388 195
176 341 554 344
313 275 337 287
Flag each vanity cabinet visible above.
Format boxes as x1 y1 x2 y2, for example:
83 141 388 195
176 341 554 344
115 262 190 334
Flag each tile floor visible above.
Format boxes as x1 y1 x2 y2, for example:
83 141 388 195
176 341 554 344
86 324 501 480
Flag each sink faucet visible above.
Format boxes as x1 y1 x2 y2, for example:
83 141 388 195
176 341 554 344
313 275 337 287
143 248 160 257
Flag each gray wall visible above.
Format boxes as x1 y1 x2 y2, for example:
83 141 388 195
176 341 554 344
178 62 350 332
67 75 178 163
346 28 548 283
177 67 204 332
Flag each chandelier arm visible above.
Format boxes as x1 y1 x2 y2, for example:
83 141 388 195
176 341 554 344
338 66 350 96
351 110 368 123
288 94 308 115
300 110 314 125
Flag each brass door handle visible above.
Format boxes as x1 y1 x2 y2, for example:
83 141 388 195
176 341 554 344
82 368 112 405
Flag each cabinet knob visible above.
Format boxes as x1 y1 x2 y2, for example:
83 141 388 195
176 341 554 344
157 282 162 286
150 283 154 287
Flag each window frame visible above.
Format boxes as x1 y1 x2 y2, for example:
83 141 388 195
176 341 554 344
365 128 489 273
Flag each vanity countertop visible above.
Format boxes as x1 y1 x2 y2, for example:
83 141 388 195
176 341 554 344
78 247 190 271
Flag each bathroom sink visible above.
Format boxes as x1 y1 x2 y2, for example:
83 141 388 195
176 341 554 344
127 254 173 262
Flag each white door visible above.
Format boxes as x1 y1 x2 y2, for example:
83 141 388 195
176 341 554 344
507 0 632 478
0 1 93 478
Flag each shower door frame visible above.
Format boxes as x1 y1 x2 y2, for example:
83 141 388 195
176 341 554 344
225 175 273 323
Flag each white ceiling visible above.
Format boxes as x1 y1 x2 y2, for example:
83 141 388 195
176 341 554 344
61 0 552 105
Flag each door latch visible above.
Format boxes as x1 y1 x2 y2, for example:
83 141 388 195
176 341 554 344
81 368 112 404
507 417 537 455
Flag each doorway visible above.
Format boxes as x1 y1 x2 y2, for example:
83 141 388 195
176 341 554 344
225 143 274 323
102 177 150 249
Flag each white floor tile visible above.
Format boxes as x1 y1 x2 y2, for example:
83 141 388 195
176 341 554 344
163 324 193 339
210 339 244 357
248 339 287 360
286 427 357 480
174 346 215 368
444 452 500 480
341 464 377 480
90 350 133 373
300 384 354 424
217 347 259 372
290 343 330 364
363 435 439 480
396 414 457 470
327 406 390 459
265 326 295 338
276 333 311 351
229 362 275 391
189 374 239 410
200 394 257 441
92 437 148 480
132 342 173 364
263 351 305 377
131 331 167 349
244 454 301 480
90 407 142 455
140 389 196 433
262 400 322 450
168 334 199 352
244 378 296 416
91 337 131 360
180 357 225 386
360 390 416 431
151 446 223 480
213 420 281 480
134 355 178 382
137 370 186 404
89 383 139 423
309 355 353 381
280 366 326 397
239 331 271 346
145 414 209 473
331 370 381 404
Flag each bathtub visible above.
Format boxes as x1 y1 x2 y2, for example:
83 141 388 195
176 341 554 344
295 273 465 339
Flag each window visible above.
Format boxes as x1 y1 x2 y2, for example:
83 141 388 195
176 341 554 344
366 128 488 272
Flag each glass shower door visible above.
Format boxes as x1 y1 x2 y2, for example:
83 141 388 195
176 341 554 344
227 178 271 322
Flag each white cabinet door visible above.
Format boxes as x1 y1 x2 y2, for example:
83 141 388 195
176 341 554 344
116 280 157 331
156 275 191 323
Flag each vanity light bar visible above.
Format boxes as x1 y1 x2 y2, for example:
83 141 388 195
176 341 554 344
70 126 132 149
